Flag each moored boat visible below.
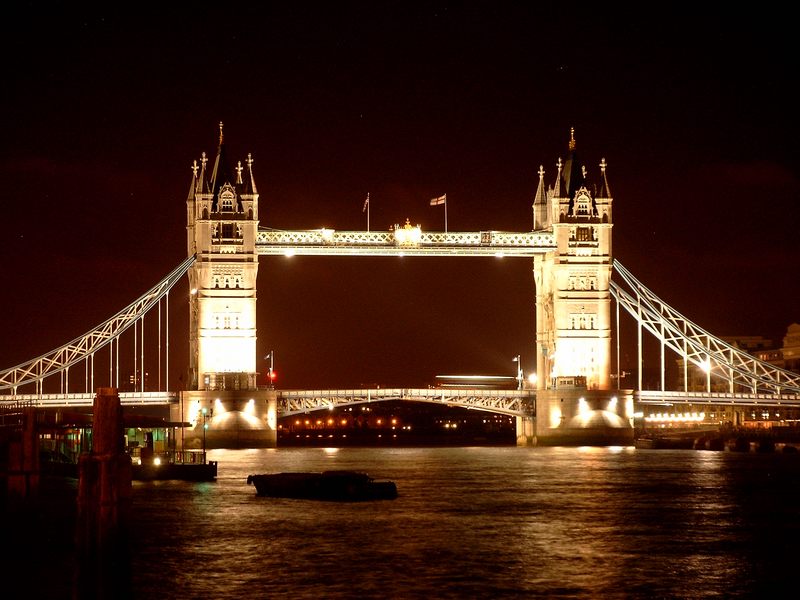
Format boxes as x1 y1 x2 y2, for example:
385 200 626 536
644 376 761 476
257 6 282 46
246 470 398 501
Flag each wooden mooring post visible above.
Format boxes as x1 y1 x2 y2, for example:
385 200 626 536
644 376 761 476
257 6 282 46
5 406 39 506
76 387 132 555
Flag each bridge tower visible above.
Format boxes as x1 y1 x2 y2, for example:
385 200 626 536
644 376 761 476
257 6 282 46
531 130 633 445
175 123 277 448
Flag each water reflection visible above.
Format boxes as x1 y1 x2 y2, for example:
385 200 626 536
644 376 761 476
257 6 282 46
9 446 800 599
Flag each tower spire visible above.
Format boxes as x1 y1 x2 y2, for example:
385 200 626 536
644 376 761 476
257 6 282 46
245 153 258 195
597 157 612 198
553 157 563 198
188 159 199 198
533 164 549 230
219 121 224 146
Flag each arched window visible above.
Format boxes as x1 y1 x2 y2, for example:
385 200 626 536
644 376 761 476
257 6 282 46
219 186 236 211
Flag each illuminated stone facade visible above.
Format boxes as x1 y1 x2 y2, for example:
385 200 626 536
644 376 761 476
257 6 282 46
186 125 260 392
528 131 630 446
533 130 613 391
178 124 277 449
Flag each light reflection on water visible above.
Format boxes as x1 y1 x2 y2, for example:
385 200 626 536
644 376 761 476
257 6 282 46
124 447 800 599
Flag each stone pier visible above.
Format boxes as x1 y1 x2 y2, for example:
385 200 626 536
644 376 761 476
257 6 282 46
175 388 278 449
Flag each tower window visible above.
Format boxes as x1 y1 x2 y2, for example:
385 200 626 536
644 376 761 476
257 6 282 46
572 191 594 217
219 187 236 211
576 227 592 242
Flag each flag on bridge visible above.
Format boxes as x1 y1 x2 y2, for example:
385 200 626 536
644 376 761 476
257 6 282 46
362 193 370 213
430 194 446 206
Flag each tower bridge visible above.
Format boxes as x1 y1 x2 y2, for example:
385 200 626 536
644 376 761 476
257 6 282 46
2 126 799 448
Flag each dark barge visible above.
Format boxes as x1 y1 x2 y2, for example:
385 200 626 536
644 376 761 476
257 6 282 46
247 470 398 501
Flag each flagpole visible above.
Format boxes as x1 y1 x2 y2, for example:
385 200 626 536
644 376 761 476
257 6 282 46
430 194 447 232
363 192 370 232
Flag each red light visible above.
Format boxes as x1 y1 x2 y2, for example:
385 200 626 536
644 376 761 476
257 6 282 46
269 370 277 381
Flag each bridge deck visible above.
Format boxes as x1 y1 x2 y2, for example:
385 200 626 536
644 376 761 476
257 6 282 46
4 388 799 416
636 390 800 407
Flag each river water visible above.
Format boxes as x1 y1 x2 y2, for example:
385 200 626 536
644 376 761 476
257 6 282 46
8 445 800 599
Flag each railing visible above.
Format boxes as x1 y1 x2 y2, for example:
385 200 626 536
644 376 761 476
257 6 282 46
128 447 209 465
636 390 800 407
255 228 556 256
0 391 178 408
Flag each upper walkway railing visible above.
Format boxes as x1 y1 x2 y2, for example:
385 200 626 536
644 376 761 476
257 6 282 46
256 227 555 257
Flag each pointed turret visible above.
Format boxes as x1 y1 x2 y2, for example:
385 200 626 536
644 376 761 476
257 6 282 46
199 152 210 194
596 157 611 198
243 153 258 195
561 127 585 201
533 165 549 230
552 157 563 199
209 122 238 211
549 128 604 221
187 160 199 200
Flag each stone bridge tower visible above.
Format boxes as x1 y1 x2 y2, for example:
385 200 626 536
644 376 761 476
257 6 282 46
175 123 277 448
531 130 632 445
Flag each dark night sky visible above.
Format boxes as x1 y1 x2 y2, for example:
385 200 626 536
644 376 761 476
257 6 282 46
1 3 798 390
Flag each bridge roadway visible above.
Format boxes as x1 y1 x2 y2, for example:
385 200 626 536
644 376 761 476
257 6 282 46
0 388 534 416
3 389 799 414
636 390 800 408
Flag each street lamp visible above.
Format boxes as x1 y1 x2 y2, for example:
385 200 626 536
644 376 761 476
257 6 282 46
265 350 275 389
201 406 208 460
700 357 711 393
513 355 523 390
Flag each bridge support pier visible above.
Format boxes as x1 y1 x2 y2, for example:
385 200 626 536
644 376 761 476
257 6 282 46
175 389 278 449
535 387 634 446
516 415 536 446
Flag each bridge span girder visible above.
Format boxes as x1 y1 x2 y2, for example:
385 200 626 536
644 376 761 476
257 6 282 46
276 388 535 417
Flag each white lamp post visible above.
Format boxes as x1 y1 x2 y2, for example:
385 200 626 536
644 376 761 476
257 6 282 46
513 355 523 390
